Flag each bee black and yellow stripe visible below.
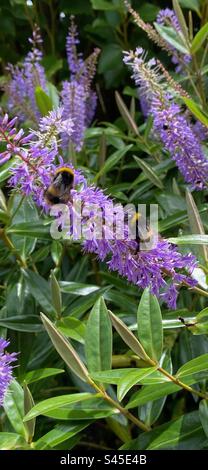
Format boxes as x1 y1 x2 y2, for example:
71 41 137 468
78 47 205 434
44 167 74 205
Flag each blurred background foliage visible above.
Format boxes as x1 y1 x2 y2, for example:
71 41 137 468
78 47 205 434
0 0 185 119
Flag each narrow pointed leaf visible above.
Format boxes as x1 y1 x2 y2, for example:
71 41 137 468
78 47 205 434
34 423 90 450
173 0 189 42
126 376 201 409
43 398 118 421
94 145 132 181
3 380 27 439
0 433 27 450
35 86 53 116
23 368 64 384
117 367 157 401
40 313 89 382
85 297 112 372
176 353 208 378
134 156 164 189
186 189 208 262
121 411 205 450
199 400 208 438
182 97 208 126
50 271 62 318
115 91 139 135
168 235 208 245
108 310 153 363
23 393 96 421
154 23 189 53
191 22 208 53
23 383 35 441
137 288 163 362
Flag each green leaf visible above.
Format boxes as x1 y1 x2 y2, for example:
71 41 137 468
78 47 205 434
23 368 64 385
0 188 7 211
126 381 185 409
40 313 89 382
168 235 208 245
137 289 163 362
91 368 172 385
154 23 189 53
57 317 86 344
121 411 206 450
85 297 112 373
50 271 62 318
179 0 200 16
138 351 172 427
7 221 51 240
0 433 27 450
159 210 190 232
176 353 208 378
68 287 110 318
24 393 96 421
94 145 132 182
117 367 157 401
186 189 208 262
91 369 133 385
0 315 43 332
199 400 208 438
0 157 19 184
46 82 60 107
23 383 35 441
115 91 139 136
3 380 27 439
182 97 208 126
9 195 39 261
22 270 55 315
173 0 189 42
43 398 118 421
35 86 53 116
133 156 164 189
34 423 90 450
51 240 63 265
108 310 152 363
191 22 208 53
59 281 99 296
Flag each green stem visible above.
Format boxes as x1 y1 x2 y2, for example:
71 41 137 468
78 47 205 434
87 377 150 432
192 54 206 107
189 284 208 298
0 229 27 268
157 366 208 400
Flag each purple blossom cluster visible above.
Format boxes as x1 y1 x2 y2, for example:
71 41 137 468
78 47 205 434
0 338 17 406
4 18 99 153
0 111 74 206
70 181 196 309
61 17 100 151
152 98 208 189
155 8 191 72
0 111 197 309
124 48 208 190
5 26 47 123
156 8 180 31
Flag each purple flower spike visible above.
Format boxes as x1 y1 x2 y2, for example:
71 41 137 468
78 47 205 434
124 48 208 190
5 25 47 123
155 9 191 72
0 338 17 406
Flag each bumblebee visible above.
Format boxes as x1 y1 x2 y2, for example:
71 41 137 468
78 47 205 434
44 167 74 205
130 211 153 244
